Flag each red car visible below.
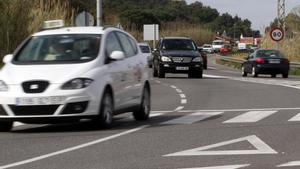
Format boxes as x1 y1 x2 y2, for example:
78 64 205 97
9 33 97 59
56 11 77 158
220 44 232 54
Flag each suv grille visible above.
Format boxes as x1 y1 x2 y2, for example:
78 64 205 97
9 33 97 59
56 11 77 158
9 105 59 116
172 57 192 63
22 81 49 93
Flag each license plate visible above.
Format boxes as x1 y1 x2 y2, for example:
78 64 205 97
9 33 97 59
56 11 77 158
269 59 280 64
176 67 189 70
15 96 66 106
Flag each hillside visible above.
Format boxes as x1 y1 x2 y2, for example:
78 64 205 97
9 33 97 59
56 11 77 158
0 0 254 57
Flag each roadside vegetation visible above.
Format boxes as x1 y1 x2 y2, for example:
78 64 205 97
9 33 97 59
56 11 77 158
0 0 254 61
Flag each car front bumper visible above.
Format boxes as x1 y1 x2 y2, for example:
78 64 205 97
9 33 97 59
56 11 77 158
0 86 100 123
159 62 202 73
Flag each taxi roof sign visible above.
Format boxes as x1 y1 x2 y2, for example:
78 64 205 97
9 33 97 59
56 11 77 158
43 20 64 30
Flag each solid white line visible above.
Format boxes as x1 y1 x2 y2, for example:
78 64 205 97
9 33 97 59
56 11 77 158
223 111 277 123
288 113 300 121
162 112 223 125
179 107 300 113
277 161 300 167
203 74 226 78
150 113 165 118
179 94 186 98
207 66 217 70
181 99 187 104
0 125 148 169
179 164 250 169
174 106 184 112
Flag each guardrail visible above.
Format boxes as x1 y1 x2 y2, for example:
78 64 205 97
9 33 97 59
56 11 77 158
219 55 300 68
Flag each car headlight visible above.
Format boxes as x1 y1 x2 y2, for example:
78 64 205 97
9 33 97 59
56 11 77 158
192 57 202 62
161 56 172 62
0 80 8 91
61 78 93 90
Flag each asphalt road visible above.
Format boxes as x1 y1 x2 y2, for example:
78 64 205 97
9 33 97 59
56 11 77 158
1 55 300 169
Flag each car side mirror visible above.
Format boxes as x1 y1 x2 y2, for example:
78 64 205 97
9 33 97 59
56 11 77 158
109 51 125 61
3 54 13 64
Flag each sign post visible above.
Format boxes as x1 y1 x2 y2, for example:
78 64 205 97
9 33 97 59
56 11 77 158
270 27 284 50
143 24 159 48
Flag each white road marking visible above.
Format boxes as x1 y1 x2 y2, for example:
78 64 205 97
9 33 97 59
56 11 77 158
155 80 161 83
13 122 25 127
179 164 250 169
223 111 277 123
179 94 186 98
180 107 300 113
207 66 217 70
176 89 183 93
0 125 149 169
203 74 226 79
174 106 184 112
164 135 277 156
151 110 173 113
162 112 223 125
181 99 187 104
277 161 300 167
170 85 177 89
150 113 165 118
288 113 300 121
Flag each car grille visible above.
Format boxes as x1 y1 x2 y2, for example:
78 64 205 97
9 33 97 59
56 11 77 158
22 81 49 93
9 105 59 116
172 57 192 63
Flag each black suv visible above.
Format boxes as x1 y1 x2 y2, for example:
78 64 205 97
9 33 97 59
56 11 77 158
152 37 203 78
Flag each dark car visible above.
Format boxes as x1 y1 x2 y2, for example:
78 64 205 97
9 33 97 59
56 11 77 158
242 49 290 78
152 37 203 78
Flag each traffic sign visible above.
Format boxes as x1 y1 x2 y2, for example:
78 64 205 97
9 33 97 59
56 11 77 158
270 27 284 42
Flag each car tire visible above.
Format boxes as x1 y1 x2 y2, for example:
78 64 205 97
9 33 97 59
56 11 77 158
282 72 289 78
0 122 13 132
242 66 247 77
252 66 258 77
158 66 165 78
203 61 207 70
93 90 114 129
133 85 150 121
271 74 276 78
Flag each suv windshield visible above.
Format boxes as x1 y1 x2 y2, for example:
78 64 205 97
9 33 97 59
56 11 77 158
14 34 101 64
162 39 196 51
256 50 284 58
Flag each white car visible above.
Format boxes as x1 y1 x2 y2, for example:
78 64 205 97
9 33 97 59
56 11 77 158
201 44 213 53
212 40 224 53
138 42 153 68
0 24 151 131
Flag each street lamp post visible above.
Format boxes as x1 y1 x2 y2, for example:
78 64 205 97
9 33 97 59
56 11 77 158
96 0 102 26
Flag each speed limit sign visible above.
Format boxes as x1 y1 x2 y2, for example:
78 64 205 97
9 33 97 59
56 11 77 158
270 27 284 42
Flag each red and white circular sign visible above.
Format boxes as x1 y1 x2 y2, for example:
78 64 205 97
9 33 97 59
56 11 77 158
270 27 284 42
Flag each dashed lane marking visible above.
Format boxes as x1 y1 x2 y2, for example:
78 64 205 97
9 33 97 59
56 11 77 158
288 113 300 121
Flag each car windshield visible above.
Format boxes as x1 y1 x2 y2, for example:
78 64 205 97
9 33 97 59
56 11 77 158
14 34 101 64
256 50 284 58
139 45 151 53
162 39 197 50
203 45 211 48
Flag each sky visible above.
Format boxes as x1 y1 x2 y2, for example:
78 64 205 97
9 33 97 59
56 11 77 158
186 0 300 30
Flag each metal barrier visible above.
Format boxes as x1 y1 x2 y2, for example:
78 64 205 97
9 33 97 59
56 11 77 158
219 55 300 68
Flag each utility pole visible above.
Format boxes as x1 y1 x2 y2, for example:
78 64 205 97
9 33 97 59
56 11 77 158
277 0 285 49
96 0 102 26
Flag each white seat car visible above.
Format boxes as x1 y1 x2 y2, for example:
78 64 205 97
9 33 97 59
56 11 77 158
0 25 151 131
138 42 153 68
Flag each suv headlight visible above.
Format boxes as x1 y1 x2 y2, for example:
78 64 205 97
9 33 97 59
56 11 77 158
161 56 172 62
61 78 93 90
0 80 8 91
192 57 202 62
